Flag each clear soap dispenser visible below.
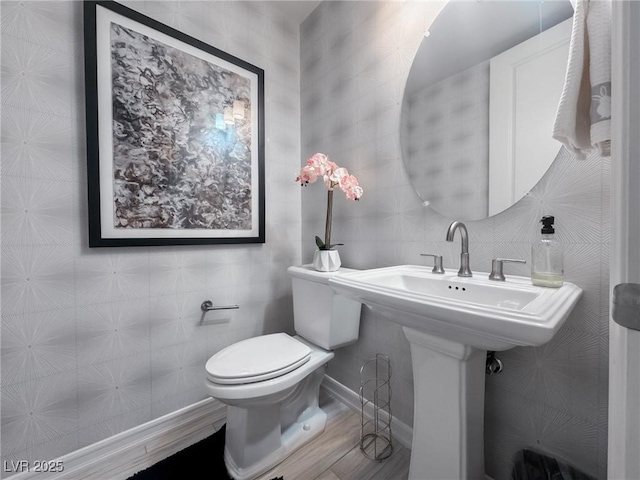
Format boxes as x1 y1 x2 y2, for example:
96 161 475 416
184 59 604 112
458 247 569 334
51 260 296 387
531 215 564 287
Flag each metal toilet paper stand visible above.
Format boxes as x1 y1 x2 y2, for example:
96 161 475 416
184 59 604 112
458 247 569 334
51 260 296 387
359 353 393 461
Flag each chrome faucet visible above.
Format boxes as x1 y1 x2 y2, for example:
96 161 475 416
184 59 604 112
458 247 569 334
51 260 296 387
446 221 472 277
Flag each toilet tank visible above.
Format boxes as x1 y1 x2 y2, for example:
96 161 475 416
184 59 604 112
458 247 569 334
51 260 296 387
287 265 362 350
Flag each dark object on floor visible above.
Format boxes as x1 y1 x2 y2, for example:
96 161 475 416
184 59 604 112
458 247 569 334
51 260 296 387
128 424 285 480
511 449 597 480
128 425 231 480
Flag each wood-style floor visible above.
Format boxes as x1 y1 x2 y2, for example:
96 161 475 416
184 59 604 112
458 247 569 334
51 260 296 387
257 391 411 480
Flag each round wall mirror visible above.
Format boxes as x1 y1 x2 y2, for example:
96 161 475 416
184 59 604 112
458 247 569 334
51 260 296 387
400 0 574 221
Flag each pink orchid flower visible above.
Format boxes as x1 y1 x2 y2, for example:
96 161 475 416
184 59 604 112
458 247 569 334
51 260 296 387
339 174 362 200
296 154 363 200
295 164 319 184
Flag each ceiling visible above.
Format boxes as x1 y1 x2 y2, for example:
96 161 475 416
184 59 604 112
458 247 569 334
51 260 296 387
271 1 322 24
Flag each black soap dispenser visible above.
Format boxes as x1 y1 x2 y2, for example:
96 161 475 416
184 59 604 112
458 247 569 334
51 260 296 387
531 215 564 287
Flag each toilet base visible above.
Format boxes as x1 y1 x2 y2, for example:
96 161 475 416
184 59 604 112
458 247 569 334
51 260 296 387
220 362 330 480
223 406 327 480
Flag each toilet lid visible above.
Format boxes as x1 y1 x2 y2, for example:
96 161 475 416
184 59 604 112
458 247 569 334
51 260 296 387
205 333 312 385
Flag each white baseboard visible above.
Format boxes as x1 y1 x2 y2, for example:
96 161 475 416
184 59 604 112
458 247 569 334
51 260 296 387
4 378 492 480
6 378 409 480
6 398 226 480
321 374 414 450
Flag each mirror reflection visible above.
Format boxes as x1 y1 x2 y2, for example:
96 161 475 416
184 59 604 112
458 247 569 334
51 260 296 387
400 0 574 220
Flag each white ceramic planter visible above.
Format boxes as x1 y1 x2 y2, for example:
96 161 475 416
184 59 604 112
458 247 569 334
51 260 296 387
312 250 341 272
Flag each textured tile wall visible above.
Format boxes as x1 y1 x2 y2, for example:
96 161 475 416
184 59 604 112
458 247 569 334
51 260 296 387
300 2 609 479
0 0 302 472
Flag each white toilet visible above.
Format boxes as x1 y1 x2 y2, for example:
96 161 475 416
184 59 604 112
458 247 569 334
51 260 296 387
204 265 362 480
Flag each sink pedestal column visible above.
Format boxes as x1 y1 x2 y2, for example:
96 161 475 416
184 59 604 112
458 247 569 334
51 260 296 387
403 326 486 480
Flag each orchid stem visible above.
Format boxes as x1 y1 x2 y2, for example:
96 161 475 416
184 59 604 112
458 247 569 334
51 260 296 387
325 188 333 248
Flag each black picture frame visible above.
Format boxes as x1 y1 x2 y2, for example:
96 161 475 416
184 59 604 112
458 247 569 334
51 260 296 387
84 1 265 247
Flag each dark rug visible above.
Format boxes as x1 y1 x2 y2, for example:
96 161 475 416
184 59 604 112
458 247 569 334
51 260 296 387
128 425 231 479
128 425 283 480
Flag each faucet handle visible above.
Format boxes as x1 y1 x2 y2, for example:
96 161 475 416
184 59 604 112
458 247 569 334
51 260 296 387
489 258 526 281
420 254 445 274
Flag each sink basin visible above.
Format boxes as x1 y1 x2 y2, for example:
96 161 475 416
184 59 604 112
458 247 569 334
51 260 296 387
329 264 583 351
329 264 583 480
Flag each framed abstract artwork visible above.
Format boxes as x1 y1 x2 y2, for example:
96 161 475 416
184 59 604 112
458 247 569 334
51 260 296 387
84 1 265 247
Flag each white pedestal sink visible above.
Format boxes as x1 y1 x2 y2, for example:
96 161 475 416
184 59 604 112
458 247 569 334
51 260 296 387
329 265 582 480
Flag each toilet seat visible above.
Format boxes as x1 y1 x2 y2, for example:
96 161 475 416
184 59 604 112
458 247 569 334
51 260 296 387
205 333 311 385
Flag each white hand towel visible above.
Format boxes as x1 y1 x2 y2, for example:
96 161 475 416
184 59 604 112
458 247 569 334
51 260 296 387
553 0 611 159
587 0 612 157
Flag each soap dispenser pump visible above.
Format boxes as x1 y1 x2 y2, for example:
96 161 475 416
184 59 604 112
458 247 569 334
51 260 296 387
531 215 564 287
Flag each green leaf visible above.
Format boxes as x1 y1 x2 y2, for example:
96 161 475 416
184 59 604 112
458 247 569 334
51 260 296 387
315 236 343 250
